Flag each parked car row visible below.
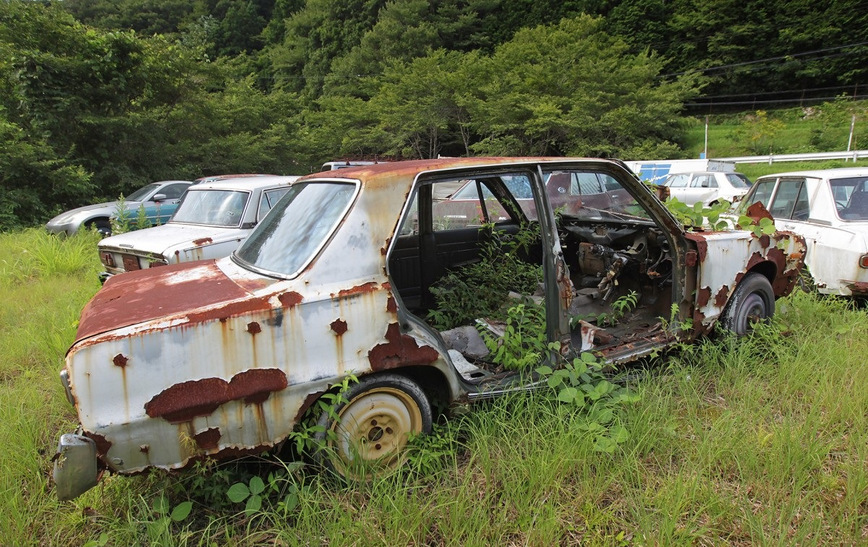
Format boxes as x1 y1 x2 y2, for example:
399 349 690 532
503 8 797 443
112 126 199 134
663 170 752 207
52 157 807 500
97 176 298 280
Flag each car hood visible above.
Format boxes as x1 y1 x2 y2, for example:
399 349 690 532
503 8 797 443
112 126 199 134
98 223 249 256
74 260 252 343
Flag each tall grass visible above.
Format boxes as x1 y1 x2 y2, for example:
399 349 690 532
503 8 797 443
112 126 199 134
1 228 867 545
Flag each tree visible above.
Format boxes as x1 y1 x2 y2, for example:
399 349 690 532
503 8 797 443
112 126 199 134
468 16 699 158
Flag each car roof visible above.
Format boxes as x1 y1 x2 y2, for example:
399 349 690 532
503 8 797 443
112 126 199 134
185 175 300 191
193 173 276 184
755 167 868 180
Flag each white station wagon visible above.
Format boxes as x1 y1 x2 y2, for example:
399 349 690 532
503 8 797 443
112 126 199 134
53 158 805 500
97 176 299 280
736 167 868 297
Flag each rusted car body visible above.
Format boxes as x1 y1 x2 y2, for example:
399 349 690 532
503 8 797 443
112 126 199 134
53 158 806 500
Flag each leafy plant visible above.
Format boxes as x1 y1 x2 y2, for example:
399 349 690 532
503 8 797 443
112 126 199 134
288 374 358 453
428 223 543 330
735 214 777 238
664 197 732 230
536 351 639 452
596 290 638 327
134 204 153 230
110 195 133 235
146 495 193 542
477 302 549 370
227 462 304 518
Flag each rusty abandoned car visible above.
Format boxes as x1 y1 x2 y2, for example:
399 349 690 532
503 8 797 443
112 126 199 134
53 158 806 500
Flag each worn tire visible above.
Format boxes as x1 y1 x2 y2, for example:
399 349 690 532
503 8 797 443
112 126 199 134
314 373 432 480
720 272 775 335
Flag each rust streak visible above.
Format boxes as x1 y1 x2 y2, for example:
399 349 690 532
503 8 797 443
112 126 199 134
86 432 112 457
745 201 774 223
337 282 379 298
331 319 348 336
144 368 288 423
278 291 303 308
714 285 730 308
696 287 711 308
368 323 439 371
684 234 708 262
194 428 222 450
193 237 213 246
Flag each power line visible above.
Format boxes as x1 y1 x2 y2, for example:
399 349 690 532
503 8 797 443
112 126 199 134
663 41 868 78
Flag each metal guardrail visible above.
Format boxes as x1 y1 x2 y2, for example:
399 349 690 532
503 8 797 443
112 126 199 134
716 150 868 164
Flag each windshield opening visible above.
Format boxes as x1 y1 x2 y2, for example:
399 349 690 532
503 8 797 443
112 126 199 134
126 183 160 202
172 190 250 227
234 181 358 277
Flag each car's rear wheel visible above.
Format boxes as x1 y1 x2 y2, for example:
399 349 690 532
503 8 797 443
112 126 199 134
721 272 775 335
315 373 432 480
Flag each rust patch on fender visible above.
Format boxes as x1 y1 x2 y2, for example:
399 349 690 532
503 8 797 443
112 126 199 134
331 319 348 335
186 296 272 325
194 428 221 450
247 322 261 335
848 282 868 295
696 287 711 308
278 291 303 308
144 368 288 423
684 233 708 262
193 237 213 246
386 296 398 313
368 323 439 371
758 234 770 248
336 282 379 298
714 285 730 308
86 432 112 457
745 201 774 223
113 354 128 368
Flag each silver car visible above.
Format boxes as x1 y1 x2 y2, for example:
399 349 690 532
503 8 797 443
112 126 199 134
45 180 192 236
97 176 299 279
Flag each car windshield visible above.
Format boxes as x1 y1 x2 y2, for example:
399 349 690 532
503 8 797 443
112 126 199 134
726 174 751 188
234 181 357 277
126 183 161 202
171 190 250 227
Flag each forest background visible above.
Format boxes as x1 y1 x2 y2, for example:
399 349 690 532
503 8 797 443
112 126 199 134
1 0 867 230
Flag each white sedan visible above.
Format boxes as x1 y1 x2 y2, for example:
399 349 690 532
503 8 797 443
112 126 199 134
664 171 752 206
736 167 868 297
98 175 299 280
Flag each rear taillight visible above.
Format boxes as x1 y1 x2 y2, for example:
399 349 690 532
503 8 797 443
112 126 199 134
101 252 115 268
859 254 868 269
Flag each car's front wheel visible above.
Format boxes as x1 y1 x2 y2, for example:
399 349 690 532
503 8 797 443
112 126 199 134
721 272 775 335
315 373 432 480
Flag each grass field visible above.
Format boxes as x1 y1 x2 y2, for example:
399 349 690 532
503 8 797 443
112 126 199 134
1 229 866 545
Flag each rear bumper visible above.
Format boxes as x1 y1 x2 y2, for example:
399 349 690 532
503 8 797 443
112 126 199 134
53 433 99 500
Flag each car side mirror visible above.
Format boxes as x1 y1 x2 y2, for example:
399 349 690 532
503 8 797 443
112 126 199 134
152 193 167 202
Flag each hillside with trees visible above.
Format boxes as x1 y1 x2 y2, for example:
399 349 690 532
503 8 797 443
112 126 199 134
1 0 866 229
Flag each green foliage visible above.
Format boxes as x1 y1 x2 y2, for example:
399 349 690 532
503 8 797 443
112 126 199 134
664 197 733 230
536 351 639 453
110 195 133 235
733 110 787 155
427 224 543 330
478 303 549 371
735 215 778 238
287 374 358 453
227 462 304 518
145 495 193 543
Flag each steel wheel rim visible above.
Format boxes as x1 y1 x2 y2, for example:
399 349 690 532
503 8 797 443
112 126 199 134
331 387 423 475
